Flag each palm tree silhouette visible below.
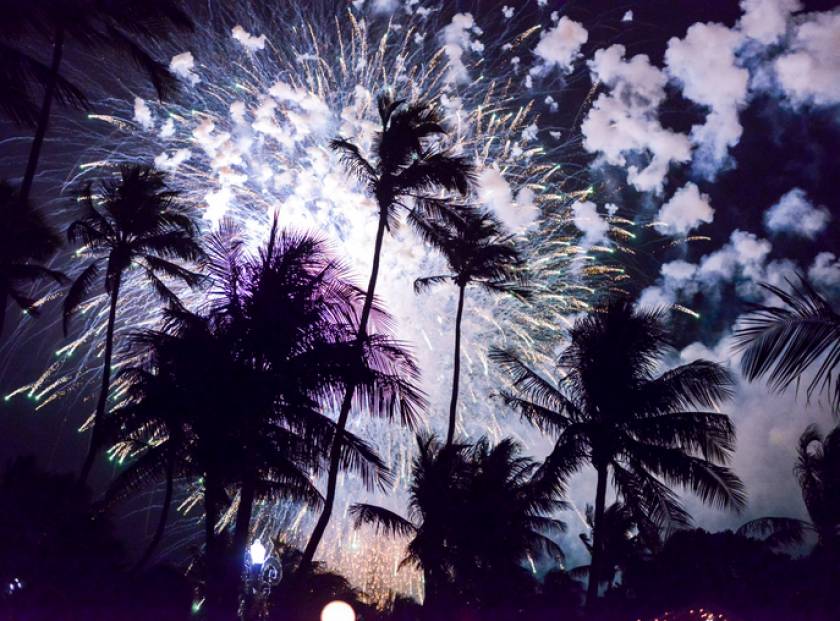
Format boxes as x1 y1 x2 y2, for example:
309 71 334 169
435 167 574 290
103 219 423 618
491 299 745 608
414 206 528 446
64 165 203 484
0 21 86 129
734 276 840 412
2 1 193 202
573 501 656 596
451 437 566 615
350 435 565 614
300 94 472 568
0 181 65 336
739 422 840 551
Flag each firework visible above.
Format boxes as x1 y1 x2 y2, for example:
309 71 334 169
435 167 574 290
3 0 637 602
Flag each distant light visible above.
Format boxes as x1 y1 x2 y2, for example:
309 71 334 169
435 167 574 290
321 600 355 621
249 540 267 565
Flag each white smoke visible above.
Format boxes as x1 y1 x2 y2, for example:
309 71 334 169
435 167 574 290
531 16 588 75
581 45 691 193
774 10 840 106
809 252 840 289
764 188 830 239
441 13 483 84
231 25 267 52
132 97 154 131
154 148 191 172
169 51 200 86
570 200 609 246
665 23 749 176
476 167 539 232
739 0 800 44
654 182 715 235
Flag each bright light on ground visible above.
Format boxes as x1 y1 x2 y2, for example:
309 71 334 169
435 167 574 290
249 540 266 565
320 600 355 621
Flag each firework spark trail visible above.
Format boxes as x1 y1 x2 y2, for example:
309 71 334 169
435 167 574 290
2 0 645 601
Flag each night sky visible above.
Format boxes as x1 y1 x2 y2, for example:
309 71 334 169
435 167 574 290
1 0 839 572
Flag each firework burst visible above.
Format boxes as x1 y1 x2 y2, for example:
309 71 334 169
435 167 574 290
3 0 638 602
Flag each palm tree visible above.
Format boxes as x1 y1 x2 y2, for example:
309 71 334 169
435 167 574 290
452 437 566 614
739 423 840 551
102 220 424 618
350 436 468 611
0 181 65 336
413 207 528 446
350 435 565 614
573 501 656 595
64 165 204 484
0 0 193 202
491 299 745 608
300 94 472 568
0 31 86 129
734 276 840 413
204 219 424 612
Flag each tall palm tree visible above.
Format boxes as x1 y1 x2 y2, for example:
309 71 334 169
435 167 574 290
0 33 86 129
414 207 528 446
739 423 840 551
204 219 424 614
102 220 424 619
0 181 65 336
350 435 565 614
64 165 204 484
300 94 472 568
734 276 840 413
491 299 745 608
0 0 193 202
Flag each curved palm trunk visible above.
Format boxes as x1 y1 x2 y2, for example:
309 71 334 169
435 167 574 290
298 209 388 570
585 462 608 611
132 457 175 571
79 273 121 484
422 565 445 618
445 284 466 447
203 479 227 621
20 25 65 204
234 475 257 619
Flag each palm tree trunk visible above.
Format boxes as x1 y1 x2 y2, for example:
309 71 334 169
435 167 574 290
132 456 175 571
234 475 257 620
445 284 466 447
233 475 256 570
298 209 388 570
203 479 227 621
586 462 608 611
20 25 65 204
79 273 121 484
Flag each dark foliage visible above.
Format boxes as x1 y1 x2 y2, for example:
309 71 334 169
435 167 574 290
735 276 840 413
0 181 65 336
492 299 744 607
0 457 192 621
351 435 566 620
65 165 203 484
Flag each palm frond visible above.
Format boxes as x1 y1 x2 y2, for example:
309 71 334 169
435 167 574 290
490 347 581 419
734 277 840 410
63 260 101 335
737 516 810 548
349 503 416 537
413 274 450 294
